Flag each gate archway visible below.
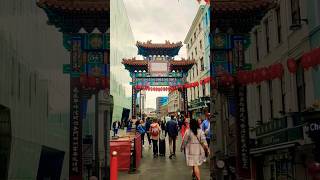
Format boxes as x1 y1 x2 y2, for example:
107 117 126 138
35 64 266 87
122 41 195 119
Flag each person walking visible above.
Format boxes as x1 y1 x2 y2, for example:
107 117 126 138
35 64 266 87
181 118 209 180
180 117 190 138
166 115 179 159
137 120 146 146
201 114 211 146
149 119 161 158
145 117 152 148
159 120 166 157
112 121 119 137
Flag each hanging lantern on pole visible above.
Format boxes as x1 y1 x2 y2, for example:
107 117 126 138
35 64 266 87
287 58 297 74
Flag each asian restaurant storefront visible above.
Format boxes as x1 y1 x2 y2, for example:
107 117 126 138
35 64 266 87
250 111 320 180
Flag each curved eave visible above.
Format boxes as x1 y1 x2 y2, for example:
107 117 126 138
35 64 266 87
37 0 109 12
137 47 182 57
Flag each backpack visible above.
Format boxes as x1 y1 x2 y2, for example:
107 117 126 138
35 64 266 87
150 124 159 136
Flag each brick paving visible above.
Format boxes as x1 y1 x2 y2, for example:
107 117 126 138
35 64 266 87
118 135 210 180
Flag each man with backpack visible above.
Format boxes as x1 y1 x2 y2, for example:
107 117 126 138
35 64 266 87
166 115 179 159
149 119 161 158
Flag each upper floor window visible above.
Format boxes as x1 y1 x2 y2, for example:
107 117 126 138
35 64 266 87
254 30 260 62
198 23 202 32
194 32 196 40
195 47 198 56
296 61 306 112
264 19 270 53
276 8 282 43
199 40 203 50
202 83 206 97
257 85 263 124
200 57 204 71
291 0 301 25
195 63 198 77
268 80 273 119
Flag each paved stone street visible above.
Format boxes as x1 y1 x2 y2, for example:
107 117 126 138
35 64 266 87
119 135 210 180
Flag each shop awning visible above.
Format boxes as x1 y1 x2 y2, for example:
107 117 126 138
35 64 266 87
250 141 302 155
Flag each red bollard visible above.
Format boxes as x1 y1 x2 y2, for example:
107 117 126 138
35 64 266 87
110 151 118 180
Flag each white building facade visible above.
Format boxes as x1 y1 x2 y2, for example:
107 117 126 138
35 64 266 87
184 5 210 119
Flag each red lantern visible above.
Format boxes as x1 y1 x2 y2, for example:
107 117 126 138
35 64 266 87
301 53 312 70
80 74 88 87
226 74 234 86
88 76 96 88
275 63 284 78
101 77 107 89
252 70 261 83
316 48 320 65
287 58 297 73
260 67 269 81
308 162 320 175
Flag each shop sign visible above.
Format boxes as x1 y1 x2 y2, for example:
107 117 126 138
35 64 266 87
211 34 232 50
234 38 251 178
308 121 320 139
132 78 183 86
69 38 83 179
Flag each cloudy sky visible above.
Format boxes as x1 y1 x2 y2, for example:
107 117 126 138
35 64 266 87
123 0 200 109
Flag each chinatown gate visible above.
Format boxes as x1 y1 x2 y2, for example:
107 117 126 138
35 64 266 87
37 1 110 180
122 41 195 119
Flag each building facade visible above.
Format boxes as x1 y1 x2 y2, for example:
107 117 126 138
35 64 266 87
185 5 211 119
245 0 320 179
156 96 168 115
168 90 184 115
110 0 136 122
0 0 70 179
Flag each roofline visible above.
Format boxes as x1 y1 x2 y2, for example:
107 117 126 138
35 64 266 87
184 5 206 44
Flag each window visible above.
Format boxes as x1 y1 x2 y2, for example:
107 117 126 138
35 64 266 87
254 30 260 62
276 8 282 43
199 40 203 50
194 32 196 40
29 75 32 107
195 47 198 56
264 20 270 53
18 64 21 100
280 77 286 113
257 85 263 124
191 52 194 60
195 63 198 77
291 0 301 25
268 80 273 119
197 87 200 98
200 57 204 71
202 83 206 97
296 61 306 112
199 23 202 32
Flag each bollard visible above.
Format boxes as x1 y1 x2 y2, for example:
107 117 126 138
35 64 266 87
128 140 136 174
110 151 118 180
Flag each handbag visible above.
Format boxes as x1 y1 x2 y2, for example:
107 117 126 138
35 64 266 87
194 132 209 158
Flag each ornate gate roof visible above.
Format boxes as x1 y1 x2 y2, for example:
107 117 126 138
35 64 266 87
37 0 109 33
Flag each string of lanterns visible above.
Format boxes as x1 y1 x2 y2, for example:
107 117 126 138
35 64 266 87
134 76 212 91
134 47 320 91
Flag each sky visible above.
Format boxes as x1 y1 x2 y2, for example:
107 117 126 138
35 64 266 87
123 0 200 109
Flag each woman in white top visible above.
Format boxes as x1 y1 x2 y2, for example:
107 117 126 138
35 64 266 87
181 118 209 180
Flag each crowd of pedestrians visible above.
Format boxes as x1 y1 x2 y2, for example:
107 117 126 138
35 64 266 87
120 113 211 180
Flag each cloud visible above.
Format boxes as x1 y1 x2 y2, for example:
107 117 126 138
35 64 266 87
123 0 199 109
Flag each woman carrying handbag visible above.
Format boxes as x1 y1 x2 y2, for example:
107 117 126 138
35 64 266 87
180 118 210 180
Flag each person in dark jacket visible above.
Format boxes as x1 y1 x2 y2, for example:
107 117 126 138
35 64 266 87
145 117 152 148
166 115 179 159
